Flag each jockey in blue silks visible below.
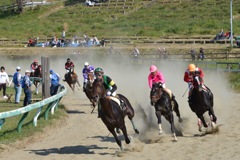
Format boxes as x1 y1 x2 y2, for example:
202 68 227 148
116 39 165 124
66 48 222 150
82 62 95 92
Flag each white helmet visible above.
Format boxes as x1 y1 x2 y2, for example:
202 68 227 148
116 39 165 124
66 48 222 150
84 62 89 66
16 66 21 70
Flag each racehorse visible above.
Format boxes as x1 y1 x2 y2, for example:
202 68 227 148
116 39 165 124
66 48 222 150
190 75 217 132
30 65 42 94
151 82 182 141
64 66 81 91
84 72 96 113
92 78 139 150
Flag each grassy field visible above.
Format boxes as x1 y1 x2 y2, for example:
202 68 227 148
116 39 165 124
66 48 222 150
0 0 240 39
0 86 67 145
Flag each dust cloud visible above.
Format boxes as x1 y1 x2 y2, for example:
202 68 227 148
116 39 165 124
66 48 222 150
0 50 236 138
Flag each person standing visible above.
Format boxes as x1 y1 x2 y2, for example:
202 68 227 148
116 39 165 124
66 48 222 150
50 69 60 96
0 66 9 99
133 46 140 58
22 70 32 106
13 66 22 104
62 29 66 39
189 48 196 61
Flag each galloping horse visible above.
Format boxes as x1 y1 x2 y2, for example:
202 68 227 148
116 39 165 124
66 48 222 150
64 66 81 91
92 78 139 150
84 72 96 113
190 75 217 131
151 82 182 141
30 65 42 94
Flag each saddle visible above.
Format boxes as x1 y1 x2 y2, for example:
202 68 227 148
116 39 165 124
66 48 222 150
107 96 126 111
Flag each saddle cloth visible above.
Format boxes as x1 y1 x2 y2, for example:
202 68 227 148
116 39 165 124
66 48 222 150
108 96 121 106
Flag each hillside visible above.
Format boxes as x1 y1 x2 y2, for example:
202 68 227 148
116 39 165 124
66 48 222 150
0 0 239 39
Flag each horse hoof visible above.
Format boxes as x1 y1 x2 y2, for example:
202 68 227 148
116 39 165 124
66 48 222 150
135 129 140 134
158 130 163 135
178 118 183 123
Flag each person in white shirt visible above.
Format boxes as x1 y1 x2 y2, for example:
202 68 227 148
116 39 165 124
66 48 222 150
0 66 10 99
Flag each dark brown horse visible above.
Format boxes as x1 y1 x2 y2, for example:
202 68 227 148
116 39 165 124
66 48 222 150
30 65 42 94
64 66 81 91
151 82 182 141
84 72 96 113
92 78 139 150
190 75 217 132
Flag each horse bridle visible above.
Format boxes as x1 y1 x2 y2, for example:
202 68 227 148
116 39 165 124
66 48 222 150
151 84 163 103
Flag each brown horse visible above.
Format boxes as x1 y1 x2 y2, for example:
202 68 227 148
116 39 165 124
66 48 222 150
84 72 96 113
92 78 139 150
30 65 42 94
64 66 81 91
151 82 182 141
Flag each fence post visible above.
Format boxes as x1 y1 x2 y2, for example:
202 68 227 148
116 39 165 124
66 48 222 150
41 57 50 99
226 51 229 60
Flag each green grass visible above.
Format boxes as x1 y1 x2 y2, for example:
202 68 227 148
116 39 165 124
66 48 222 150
0 86 67 144
0 0 240 39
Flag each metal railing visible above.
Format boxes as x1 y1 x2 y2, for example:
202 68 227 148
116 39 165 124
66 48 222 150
0 85 67 132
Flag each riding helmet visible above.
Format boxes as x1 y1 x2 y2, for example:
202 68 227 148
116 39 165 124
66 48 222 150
84 62 89 66
34 59 38 63
94 67 104 75
67 58 70 61
150 65 157 73
188 64 196 72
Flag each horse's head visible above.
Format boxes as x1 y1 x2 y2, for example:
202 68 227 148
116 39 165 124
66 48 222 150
92 78 106 103
69 66 74 73
87 72 95 87
192 75 204 92
151 82 163 103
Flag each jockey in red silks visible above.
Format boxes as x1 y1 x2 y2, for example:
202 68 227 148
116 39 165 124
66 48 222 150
30 59 39 73
65 58 75 73
184 63 206 103
148 65 174 105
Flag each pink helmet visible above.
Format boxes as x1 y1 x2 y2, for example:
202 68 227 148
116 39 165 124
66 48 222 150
34 59 38 63
150 65 157 73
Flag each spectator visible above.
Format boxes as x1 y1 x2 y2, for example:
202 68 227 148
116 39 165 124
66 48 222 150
50 69 60 96
133 46 140 58
0 66 9 99
198 47 205 61
100 37 106 47
189 48 196 61
108 46 114 54
13 66 22 104
158 47 164 59
93 35 100 45
27 37 35 47
22 70 32 106
62 29 66 39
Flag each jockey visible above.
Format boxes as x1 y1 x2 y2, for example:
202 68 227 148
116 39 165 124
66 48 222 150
184 63 205 103
82 62 95 92
94 67 122 118
63 58 75 81
148 65 174 105
30 59 39 73
65 58 75 73
94 67 117 97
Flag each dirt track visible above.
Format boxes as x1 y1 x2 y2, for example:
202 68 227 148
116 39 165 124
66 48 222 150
0 48 240 160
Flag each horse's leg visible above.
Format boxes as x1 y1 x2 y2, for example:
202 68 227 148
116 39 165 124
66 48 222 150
166 113 177 141
35 82 39 94
208 107 217 123
108 128 123 151
155 111 163 134
128 117 139 134
120 124 131 145
173 100 183 123
197 115 208 132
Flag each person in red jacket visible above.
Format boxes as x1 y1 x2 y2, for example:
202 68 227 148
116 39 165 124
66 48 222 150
63 58 75 81
65 58 75 72
184 63 205 103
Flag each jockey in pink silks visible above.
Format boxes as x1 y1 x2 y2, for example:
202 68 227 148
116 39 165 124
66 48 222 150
148 65 175 105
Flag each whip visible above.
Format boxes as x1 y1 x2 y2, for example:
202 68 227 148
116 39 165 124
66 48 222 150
182 87 188 97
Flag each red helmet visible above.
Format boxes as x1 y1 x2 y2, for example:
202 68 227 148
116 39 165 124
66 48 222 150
34 59 38 63
150 65 157 73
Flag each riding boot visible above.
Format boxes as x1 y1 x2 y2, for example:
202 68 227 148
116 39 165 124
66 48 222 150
98 103 102 118
120 99 125 111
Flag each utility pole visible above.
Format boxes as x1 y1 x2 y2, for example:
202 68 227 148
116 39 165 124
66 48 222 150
230 0 233 48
